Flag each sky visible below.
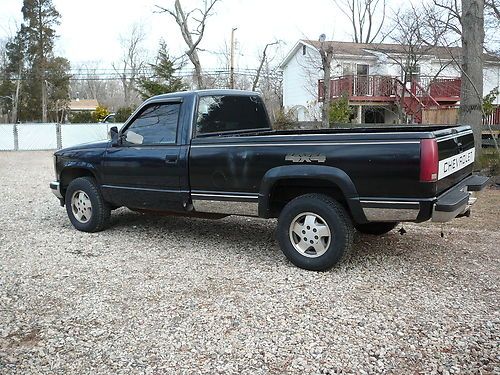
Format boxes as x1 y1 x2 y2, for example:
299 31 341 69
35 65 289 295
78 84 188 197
0 0 399 70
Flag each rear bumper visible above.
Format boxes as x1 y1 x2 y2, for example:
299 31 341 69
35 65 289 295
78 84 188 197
359 175 490 223
431 175 489 222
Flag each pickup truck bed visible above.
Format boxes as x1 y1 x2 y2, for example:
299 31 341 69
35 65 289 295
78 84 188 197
50 89 489 271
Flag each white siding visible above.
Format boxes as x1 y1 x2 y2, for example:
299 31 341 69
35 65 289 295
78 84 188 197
283 45 321 119
484 65 500 104
282 42 500 120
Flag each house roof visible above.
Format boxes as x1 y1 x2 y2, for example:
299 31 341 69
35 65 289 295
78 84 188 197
69 99 99 111
280 39 500 68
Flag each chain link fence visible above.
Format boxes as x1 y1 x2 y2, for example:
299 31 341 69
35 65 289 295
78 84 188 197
0 123 124 151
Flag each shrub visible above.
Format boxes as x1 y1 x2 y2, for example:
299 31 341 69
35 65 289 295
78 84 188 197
115 107 134 122
69 111 93 123
91 105 110 123
328 95 353 125
273 109 298 130
478 149 500 176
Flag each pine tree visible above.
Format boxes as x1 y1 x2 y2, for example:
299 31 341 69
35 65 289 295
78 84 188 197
21 0 61 121
137 41 186 100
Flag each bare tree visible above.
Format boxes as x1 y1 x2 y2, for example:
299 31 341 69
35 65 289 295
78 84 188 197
252 41 280 91
333 0 387 43
387 5 453 83
432 0 499 53
486 0 500 17
112 24 147 108
156 0 221 89
459 0 485 159
429 0 499 154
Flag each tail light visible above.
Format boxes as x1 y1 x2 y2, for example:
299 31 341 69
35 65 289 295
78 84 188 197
420 139 438 182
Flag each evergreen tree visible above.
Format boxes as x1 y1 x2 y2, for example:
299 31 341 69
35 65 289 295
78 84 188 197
1 33 26 123
2 1 70 122
137 41 185 100
21 0 63 121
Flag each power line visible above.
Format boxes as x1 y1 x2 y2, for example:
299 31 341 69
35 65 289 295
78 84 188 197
0 68 282 81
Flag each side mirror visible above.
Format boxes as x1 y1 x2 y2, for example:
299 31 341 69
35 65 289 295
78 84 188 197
109 126 120 146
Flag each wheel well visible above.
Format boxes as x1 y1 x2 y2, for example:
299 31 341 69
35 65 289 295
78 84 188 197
268 178 347 218
60 168 95 195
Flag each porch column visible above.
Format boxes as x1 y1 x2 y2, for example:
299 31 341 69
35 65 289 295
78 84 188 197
357 105 363 124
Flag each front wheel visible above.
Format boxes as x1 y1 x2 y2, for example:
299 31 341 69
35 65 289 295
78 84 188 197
277 194 354 271
65 177 111 232
355 222 398 235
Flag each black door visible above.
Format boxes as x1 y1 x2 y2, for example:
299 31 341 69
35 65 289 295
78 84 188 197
101 101 185 211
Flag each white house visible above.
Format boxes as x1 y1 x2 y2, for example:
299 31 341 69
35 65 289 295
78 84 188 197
280 40 500 124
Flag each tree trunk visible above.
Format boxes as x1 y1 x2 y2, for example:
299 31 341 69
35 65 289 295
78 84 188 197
319 45 334 128
190 53 203 89
459 0 485 162
12 67 21 124
122 78 130 107
321 66 331 128
42 74 47 122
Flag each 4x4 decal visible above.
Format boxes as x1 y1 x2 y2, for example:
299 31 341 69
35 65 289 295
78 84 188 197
285 153 327 163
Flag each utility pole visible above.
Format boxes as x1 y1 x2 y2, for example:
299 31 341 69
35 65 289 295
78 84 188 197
230 27 237 89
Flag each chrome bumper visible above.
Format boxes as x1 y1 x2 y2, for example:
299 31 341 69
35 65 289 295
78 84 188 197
432 192 476 222
50 181 63 199
431 175 489 223
360 175 489 223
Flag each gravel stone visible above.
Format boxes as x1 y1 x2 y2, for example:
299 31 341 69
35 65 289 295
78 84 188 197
0 151 499 374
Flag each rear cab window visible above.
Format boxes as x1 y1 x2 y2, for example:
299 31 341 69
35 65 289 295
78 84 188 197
195 95 270 136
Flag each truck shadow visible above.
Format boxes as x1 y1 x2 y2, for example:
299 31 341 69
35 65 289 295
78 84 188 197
108 209 420 268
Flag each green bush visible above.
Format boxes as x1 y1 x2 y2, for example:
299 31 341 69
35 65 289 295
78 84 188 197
273 110 298 130
69 111 93 123
328 95 353 125
115 107 134 122
478 149 500 176
91 105 110 122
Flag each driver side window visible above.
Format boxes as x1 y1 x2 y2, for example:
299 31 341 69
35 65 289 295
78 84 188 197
123 102 180 145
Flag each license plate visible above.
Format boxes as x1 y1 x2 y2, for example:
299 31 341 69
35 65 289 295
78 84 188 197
438 148 475 180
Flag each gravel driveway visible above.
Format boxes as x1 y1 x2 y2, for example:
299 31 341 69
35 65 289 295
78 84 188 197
0 151 498 374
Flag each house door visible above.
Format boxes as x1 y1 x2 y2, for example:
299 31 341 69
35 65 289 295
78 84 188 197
356 64 370 95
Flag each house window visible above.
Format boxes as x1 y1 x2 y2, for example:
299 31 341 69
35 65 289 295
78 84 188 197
356 64 369 76
302 45 307 55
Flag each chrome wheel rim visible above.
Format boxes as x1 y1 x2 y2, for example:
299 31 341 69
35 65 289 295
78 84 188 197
289 212 331 258
71 190 92 224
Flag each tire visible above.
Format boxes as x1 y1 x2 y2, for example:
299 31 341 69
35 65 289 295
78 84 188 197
277 194 354 271
65 177 111 233
355 222 398 235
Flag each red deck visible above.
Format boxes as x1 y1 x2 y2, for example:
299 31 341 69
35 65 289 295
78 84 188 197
318 75 462 104
318 75 462 123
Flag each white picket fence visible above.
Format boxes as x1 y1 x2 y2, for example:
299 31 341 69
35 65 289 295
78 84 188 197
0 123 124 151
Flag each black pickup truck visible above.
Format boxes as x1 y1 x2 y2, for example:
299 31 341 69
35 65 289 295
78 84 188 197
50 89 489 271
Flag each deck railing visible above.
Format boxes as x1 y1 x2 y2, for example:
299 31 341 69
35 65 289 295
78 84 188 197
319 75 462 101
484 107 500 126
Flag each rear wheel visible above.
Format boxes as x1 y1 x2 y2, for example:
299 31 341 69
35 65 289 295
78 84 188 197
65 177 111 232
277 194 354 271
355 222 398 235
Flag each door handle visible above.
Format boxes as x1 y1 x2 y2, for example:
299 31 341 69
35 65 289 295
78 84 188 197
165 156 178 165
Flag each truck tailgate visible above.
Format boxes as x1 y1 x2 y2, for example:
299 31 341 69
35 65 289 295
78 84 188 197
434 127 475 195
